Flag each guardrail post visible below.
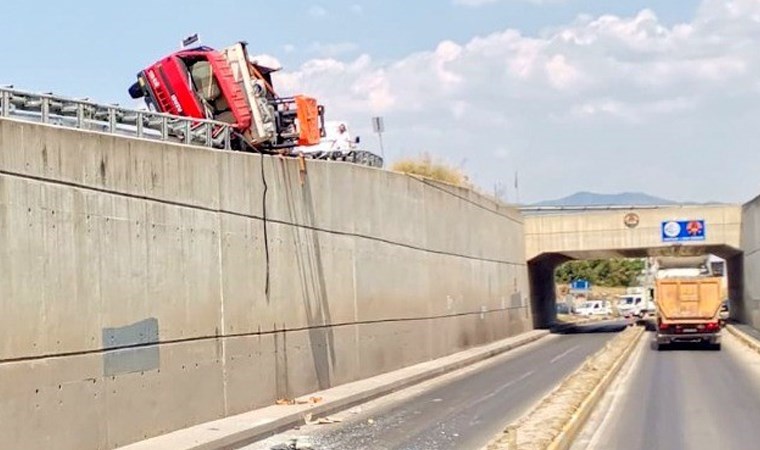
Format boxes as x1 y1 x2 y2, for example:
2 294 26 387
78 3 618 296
136 112 143 138
1 90 8 117
184 119 191 145
224 126 231 149
161 116 168 140
205 123 212 147
41 97 50 123
108 108 116 133
76 103 85 128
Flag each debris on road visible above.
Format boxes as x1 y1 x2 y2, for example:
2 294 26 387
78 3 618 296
269 437 313 450
276 396 324 406
303 413 342 425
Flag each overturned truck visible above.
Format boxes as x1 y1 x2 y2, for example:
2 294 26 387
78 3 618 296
129 41 383 167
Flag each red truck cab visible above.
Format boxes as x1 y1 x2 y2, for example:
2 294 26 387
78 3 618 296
129 42 323 151
129 46 252 133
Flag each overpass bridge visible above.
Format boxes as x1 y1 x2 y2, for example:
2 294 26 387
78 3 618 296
523 204 744 327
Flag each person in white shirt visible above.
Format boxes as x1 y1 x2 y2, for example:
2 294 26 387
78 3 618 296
330 123 353 153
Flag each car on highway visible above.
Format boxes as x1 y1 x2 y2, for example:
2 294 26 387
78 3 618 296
617 293 657 319
557 302 573 314
719 300 730 320
575 300 611 317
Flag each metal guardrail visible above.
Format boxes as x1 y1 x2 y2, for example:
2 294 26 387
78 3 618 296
302 149 384 169
0 86 233 149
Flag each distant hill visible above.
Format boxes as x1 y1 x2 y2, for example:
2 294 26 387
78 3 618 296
533 191 679 207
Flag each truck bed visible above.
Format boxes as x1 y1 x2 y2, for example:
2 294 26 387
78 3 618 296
656 277 722 321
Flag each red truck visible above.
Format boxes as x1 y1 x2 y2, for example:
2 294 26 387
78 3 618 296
129 41 324 152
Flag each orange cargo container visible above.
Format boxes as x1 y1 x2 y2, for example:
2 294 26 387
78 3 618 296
654 277 723 350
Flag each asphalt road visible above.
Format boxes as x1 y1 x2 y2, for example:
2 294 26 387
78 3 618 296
576 330 760 450
249 320 628 450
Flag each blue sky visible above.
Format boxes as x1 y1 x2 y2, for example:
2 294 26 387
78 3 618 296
3 0 759 204
2 0 698 102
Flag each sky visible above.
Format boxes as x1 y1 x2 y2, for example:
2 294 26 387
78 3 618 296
2 0 759 204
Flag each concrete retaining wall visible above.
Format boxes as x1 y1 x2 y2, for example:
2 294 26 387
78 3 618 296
0 118 530 449
742 195 760 328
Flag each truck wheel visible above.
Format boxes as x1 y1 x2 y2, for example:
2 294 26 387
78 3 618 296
711 343 722 351
128 81 144 99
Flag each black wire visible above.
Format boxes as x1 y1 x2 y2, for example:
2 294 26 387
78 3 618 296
260 155 271 301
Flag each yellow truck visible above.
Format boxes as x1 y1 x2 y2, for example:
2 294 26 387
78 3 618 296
654 277 723 350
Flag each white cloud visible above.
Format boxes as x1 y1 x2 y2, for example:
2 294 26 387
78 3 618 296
250 54 282 70
350 4 363 14
275 0 760 203
309 5 328 17
453 0 564 5
308 41 359 57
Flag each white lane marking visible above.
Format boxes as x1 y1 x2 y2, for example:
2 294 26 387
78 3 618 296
482 370 536 403
550 345 579 364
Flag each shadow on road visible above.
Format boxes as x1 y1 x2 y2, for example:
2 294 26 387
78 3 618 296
649 341 722 352
550 319 631 335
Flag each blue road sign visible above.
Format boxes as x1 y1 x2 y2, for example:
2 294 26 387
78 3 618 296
661 220 706 242
571 279 590 291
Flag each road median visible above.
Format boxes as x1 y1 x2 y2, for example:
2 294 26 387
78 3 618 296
485 325 644 450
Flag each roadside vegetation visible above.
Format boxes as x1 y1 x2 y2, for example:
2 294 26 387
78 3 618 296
555 259 645 288
391 153 471 187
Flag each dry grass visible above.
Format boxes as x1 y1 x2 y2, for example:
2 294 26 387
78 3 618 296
391 153 471 187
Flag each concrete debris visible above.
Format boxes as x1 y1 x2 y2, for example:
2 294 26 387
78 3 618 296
276 396 324 406
269 438 314 450
303 413 342 425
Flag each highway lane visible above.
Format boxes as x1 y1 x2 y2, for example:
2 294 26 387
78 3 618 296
248 320 628 450
575 330 760 450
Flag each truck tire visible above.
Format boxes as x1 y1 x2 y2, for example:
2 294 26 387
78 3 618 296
711 343 722 351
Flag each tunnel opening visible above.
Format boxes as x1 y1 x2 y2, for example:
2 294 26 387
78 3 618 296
528 245 743 329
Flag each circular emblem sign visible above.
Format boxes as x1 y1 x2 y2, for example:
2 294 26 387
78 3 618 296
686 220 703 236
663 220 681 238
623 213 640 228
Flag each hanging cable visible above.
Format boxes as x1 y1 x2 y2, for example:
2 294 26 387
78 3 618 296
260 155 271 301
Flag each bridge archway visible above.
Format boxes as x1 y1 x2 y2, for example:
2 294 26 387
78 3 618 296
524 205 743 328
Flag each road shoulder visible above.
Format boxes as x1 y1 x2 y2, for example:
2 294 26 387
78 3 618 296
118 329 548 450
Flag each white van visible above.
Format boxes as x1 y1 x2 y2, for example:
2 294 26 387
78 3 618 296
617 293 656 318
575 300 611 317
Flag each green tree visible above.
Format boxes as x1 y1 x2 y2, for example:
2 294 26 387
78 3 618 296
555 259 645 287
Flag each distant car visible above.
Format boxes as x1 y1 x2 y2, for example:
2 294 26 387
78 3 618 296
575 300 611 317
719 300 730 321
617 293 656 319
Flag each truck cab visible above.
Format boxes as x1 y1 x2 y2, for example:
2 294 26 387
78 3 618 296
129 42 324 151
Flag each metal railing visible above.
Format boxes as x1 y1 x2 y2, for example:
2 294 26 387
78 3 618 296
0 86 233 150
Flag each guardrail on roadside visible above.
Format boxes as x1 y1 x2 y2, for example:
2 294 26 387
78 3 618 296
0 86 233 150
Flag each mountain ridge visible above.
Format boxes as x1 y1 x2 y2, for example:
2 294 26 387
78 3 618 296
532 191 684 207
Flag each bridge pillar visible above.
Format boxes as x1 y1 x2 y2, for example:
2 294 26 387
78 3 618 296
727 254 745 321
528 253 570 329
